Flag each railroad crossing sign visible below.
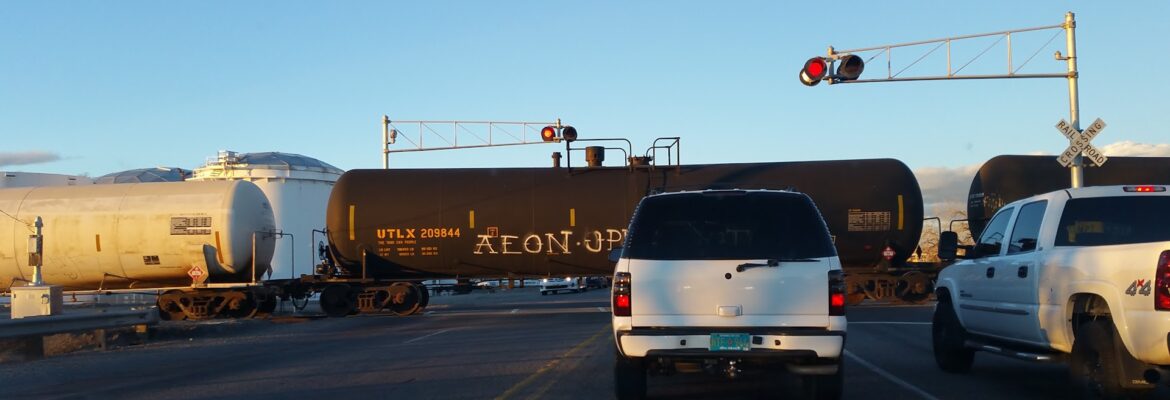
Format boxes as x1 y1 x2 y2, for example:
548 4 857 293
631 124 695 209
1056 118 1107 168
188 265 207 285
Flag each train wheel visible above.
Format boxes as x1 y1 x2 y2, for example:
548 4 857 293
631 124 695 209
845 281 867 306
895 271 933 304
224 295 259 319
157 290 188 321
415 283 430 314
385 282 422 316
320 285 355 318
256 292 278 318
861 280 886 302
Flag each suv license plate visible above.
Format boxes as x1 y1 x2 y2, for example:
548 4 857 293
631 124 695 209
709 333 751 351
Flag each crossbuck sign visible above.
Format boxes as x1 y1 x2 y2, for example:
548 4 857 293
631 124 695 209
1056 118 1107 168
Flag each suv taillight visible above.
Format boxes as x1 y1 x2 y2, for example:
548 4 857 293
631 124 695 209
829 269 846 316
1156 251 1170 311
613 272 632 317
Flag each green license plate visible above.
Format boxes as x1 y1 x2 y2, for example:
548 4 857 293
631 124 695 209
709 333 751 351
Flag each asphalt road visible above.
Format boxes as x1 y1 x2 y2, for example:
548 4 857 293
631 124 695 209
0 288 1126 399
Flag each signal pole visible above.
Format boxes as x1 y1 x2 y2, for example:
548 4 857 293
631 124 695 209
801 12 1090 188
1059 12 1083 188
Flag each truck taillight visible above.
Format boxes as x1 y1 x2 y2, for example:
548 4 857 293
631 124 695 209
613 272 631 317
1156 251 1170 311
829 269 846 316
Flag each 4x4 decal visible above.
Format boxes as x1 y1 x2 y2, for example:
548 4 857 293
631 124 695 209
1125 279 1153 297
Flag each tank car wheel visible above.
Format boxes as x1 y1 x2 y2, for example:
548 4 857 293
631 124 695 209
845 281 867 306
157 290 188 321
224 296 259 319
415 283 430 313
385 282 422 316
255 293 278 317
895 271 933 304
320 285 355 318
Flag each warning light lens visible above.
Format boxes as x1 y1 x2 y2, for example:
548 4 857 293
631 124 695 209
806 59 825 78
561 126 578 142
800 57 829 87
540 126 557 142
835 54 865 81
1124 186 1166 193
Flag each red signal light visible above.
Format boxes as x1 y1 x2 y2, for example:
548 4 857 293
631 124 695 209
540 126 557 142
800 57 829 86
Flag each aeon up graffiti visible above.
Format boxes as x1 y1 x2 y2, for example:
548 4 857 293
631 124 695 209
473 228 627 255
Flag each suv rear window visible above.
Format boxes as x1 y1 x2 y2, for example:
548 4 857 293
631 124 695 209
1055 196 1170 247
623 191 837 260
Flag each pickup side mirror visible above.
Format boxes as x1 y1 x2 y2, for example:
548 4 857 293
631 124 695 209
608 247 624 263
938 231 959 261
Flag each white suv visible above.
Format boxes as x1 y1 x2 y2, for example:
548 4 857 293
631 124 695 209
611 190 847 399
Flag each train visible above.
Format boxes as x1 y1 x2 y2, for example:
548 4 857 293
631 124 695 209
10 153 1166 320
967 155 1170 238
323 159 933 309
0 181 280 319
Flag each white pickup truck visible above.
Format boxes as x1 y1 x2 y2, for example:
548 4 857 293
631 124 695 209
933 185 1170 398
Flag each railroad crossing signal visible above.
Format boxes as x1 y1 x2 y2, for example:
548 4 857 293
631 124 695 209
799 53 865 86
540 125 578 143
1056 118 1107 168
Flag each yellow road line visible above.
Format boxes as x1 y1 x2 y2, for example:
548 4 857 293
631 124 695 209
494 325 609 400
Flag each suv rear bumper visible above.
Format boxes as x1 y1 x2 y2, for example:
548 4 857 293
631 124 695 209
615 328 845 359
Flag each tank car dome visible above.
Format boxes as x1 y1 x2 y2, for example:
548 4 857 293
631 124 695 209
94 167 189 184
194 151 343 177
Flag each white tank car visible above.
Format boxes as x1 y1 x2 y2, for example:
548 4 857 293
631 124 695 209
0 171 92 188
0 180 276 291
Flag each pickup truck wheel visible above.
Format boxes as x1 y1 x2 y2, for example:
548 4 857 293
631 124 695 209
932 301 975 373
806 362 844 400
613 355 647 400
1070 320 1127 399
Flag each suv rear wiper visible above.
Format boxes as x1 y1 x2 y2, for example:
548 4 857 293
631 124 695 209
735 258 817 272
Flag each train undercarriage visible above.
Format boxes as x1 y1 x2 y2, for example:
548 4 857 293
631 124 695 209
843 265 940 305
154 278 433 321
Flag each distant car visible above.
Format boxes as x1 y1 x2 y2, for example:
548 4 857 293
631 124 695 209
585 276 609 289
540 277 584 295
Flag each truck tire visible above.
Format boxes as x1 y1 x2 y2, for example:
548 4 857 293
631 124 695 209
1069 320 1128 399
932 300 975 373
807 362 844 400
613 355 646 400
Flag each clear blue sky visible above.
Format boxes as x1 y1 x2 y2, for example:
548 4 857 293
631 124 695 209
2 1 1167 176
